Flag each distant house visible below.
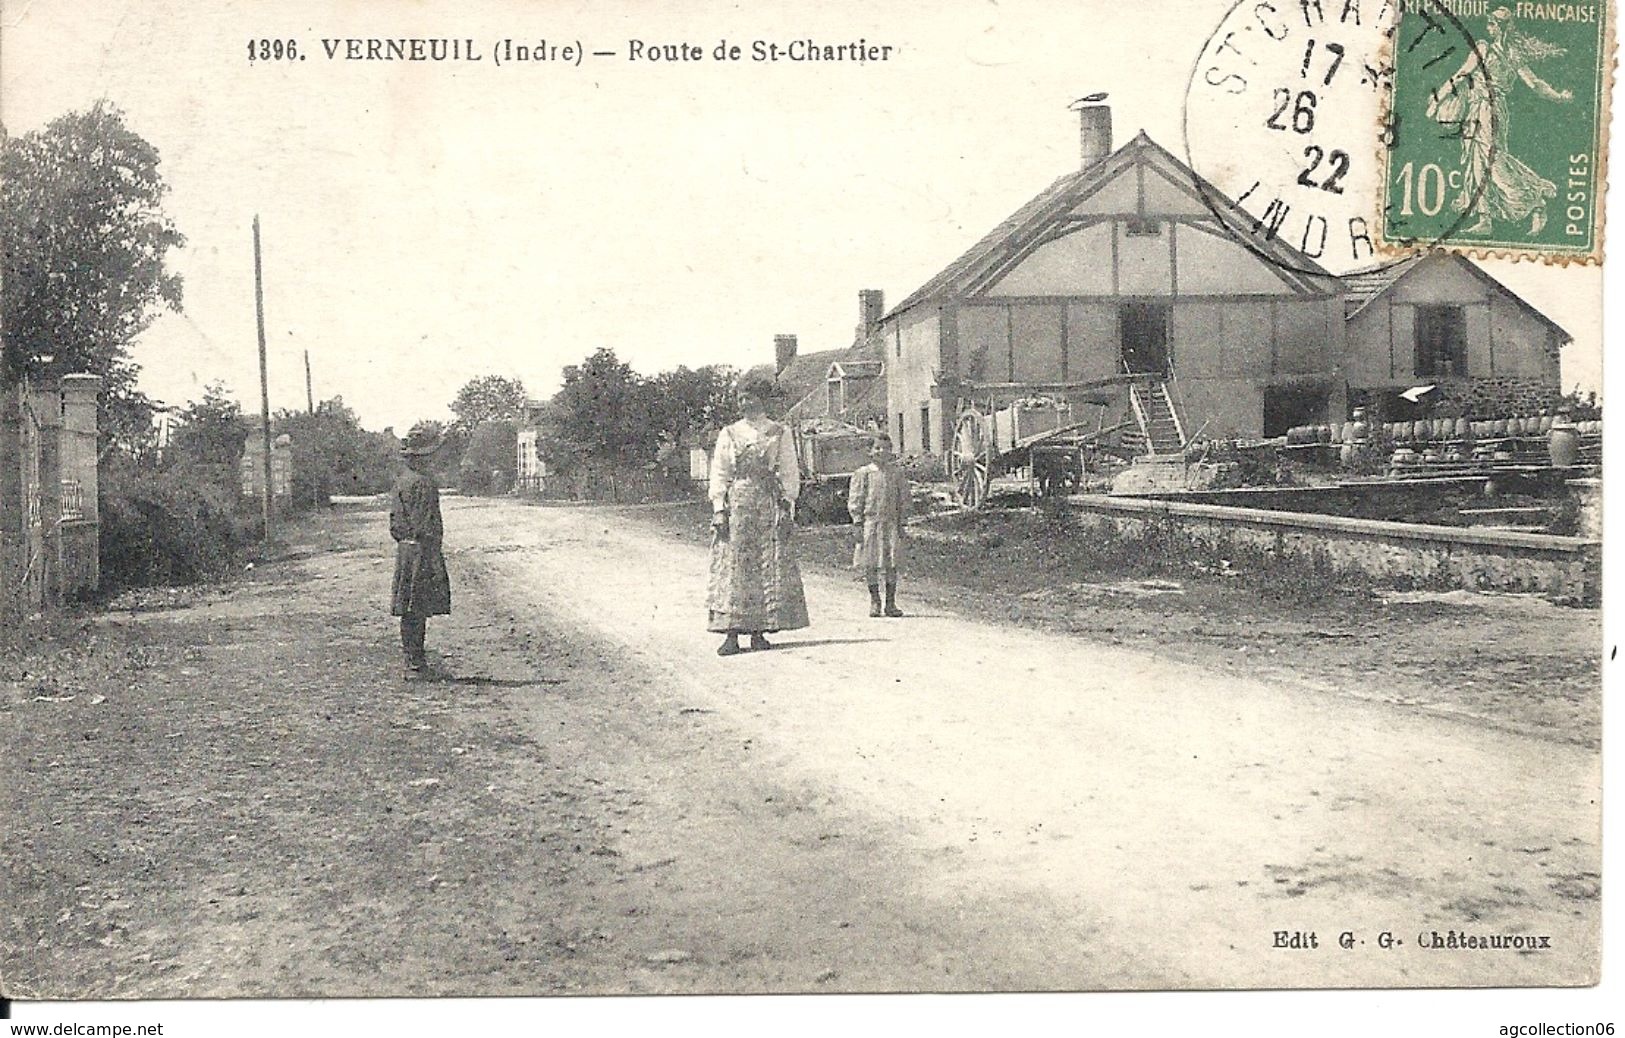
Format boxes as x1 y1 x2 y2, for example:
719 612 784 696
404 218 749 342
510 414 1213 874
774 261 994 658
0 374 103 612
875 102 1570 455
515 398 549 494
778 290 890 430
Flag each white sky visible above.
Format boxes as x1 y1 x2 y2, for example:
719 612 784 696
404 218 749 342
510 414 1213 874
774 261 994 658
0 0 1604 431
0 3 1619 1029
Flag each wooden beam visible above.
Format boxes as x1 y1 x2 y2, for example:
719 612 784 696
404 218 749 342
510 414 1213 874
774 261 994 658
959 374 1154 393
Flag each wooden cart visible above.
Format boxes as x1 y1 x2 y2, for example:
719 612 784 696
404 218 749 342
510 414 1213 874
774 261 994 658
945 380 1131 509
792 417 878 522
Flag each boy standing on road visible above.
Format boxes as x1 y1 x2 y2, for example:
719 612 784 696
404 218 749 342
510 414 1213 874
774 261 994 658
390 423 452 676
848 434 909 618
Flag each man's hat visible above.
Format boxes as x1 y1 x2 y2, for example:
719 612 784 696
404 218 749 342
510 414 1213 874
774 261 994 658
400 422 445 457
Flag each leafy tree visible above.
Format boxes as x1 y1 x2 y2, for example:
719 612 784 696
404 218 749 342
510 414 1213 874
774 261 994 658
553 348 646 462
643 365 738 447
458 419 518 495
275 396 399 506
168 382 245 470
449 375 527 434
1 103 185 449
104 389 160 461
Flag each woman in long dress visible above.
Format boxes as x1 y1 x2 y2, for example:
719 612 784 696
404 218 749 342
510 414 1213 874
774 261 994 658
706 371 809 655
1428 7 1573 234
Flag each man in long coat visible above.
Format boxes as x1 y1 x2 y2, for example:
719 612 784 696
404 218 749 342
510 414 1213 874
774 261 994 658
391 423 451 675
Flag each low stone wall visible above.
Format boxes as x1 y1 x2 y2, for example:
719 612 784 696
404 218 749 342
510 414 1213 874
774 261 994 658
1069 494 1598 600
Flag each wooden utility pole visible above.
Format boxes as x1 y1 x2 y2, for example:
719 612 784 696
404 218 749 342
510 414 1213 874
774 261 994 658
253 216 273 546
305 349 319 508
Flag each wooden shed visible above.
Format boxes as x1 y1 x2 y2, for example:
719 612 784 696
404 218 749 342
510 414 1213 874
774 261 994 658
1342 253 1568 417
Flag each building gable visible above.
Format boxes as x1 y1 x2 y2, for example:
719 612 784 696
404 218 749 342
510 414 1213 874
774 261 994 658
1344 253 1570 342
890 132 1335 319
1067 171 1139 216
1174 223 1308 295
1141 166 1218 219
983 212 1308 299
983 222 1116 296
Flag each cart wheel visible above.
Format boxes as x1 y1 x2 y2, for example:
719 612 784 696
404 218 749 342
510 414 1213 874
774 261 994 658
948 410 990 509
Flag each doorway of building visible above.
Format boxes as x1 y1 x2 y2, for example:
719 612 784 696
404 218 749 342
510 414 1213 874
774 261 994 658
1119 302 1171 376
1262 385 1330 437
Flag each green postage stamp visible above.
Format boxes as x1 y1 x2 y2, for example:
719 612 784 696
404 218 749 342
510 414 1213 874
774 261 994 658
1382 0 1611 261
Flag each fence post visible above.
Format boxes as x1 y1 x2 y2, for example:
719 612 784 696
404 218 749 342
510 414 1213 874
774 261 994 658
0 382 23 623
37 387 63 607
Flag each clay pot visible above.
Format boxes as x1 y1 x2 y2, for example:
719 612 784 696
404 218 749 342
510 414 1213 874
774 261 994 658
1350 408 1369 442
1549 418 1580 467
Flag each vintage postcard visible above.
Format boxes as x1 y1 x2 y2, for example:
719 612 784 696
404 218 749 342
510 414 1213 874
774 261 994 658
0 0 1614 1032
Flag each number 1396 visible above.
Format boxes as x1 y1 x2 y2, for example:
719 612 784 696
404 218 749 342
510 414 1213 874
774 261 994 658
247 39 302 61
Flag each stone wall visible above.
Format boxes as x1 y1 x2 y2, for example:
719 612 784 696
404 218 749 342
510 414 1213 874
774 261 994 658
1428 376 1569 418
1070 494 1598 601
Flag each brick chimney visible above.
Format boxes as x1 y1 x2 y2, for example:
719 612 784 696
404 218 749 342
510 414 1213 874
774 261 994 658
858 289 885 337
774 334 798 374
1075 93 1112 171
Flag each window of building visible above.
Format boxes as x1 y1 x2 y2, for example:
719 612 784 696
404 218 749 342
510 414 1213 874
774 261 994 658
896 412 906 450
1125 217 1162 237
920 405 932 453
1120 302 1172 376
1416 305 1467 377
827 378 840 416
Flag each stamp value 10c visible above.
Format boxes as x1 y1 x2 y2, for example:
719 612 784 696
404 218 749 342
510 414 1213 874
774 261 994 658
1383 0 1610 261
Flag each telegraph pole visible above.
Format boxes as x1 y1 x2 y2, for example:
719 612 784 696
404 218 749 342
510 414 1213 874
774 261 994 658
305 349 319 508
253 216 273 547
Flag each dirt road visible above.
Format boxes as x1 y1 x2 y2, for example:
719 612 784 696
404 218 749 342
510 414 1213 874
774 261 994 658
456 496 1601 990
1 496 1599 997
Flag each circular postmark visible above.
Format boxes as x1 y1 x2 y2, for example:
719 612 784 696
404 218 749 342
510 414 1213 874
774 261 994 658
1181 0 1496 276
